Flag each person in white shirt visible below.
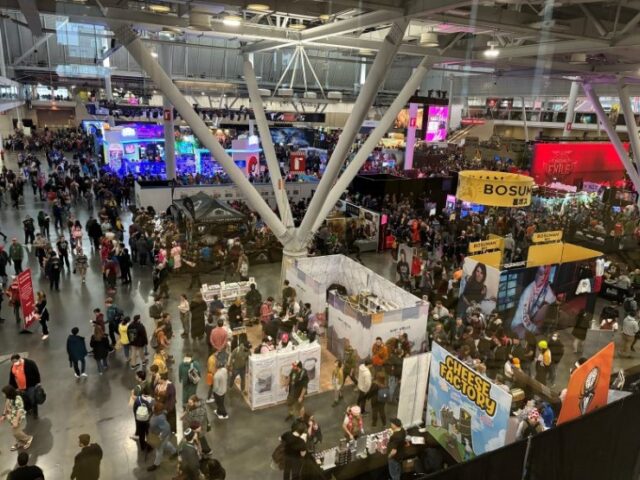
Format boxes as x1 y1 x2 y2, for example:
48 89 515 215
213 366 228 419
178 293 191 339
356 360 372 415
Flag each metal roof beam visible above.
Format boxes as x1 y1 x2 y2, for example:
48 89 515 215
16 0 42 36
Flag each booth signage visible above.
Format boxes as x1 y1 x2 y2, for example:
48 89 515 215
532 231 563 243
468 238 503 254
456 170 535 207
17 269 36 329
163 109 173 121
289 152 306 173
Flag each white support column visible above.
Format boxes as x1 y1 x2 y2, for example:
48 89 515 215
617 80 640 174
297 18 409 243
243 54 293 226
583 82 640 191
521 97 529 142
159 45 175 180
112 25 289 240
563 81 579 137
309 57 431 235
0 23 6 78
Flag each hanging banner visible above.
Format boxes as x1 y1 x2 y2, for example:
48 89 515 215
397 353 431 428
426 343 512 462
17 269 36 329
468 238 503 254
532 231 563 244
456 170 535 207
557 342 614 425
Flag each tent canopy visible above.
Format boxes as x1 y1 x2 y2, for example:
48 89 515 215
173 192 246 225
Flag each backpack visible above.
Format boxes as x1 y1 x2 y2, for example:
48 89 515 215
127 324 138 343
377 387 391 403
134 396 151 422
188 363 200 384
34 384 47 405
150 331 159 349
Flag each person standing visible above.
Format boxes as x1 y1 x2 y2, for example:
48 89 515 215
56 235 70 272
547 332 564 385
177 429 202 480
285 362 308 422
342 343 359 388
227 297 243 330
178 293 191 339
132 391 153 455
245 283 262 325
178 353 202 407
89 326 110 375
0 245 10 289
571 309 590 354
44 252 61 292
369 376 387 428
209 319 228 354
387 418 406 480
105 298 123 348
7 278 21 324
0 385 33 451
7 452 44 480
331 360 344 407
70 434 103 480
181 395 211 454
127 315 148 370
357 360 373 415
213 364 228 419
9 239 24 274
22 216 35 245
190 293 207 342
9 354 40 419
118 248 132 285
73 246 89 283
118 316 131 362
621 312 639 358
535 341 552 385
229 341 250 393
280 421 307 480
34 292 49 340
66 327 88 378
147 404 177 472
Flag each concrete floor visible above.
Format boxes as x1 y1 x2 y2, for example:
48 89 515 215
0 153 638 479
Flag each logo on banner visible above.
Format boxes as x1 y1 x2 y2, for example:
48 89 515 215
457 170 535 208
468 238 503 254
439 354 497 416
532 231 563 243
17 269 36 329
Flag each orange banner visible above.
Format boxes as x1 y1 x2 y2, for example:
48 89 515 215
557 342 614 425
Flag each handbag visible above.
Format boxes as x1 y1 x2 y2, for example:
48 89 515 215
34 385 46 405
146 431 162 449
377 387 390 403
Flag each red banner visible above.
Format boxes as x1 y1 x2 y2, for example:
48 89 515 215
17 269 36 329
531 142 629 186
557 342 614 425
289 152 306 173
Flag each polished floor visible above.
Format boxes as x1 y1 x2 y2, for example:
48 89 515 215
0 154 637 479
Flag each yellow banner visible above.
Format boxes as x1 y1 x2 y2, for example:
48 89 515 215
532 231 563 243
456 170 535 207
468 238 503 254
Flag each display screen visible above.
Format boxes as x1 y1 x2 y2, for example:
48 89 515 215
425 106 448 142
270 128 315 148
394 108 424 130
531 142 629 186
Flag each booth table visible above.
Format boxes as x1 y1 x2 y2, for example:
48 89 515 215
201 278 256 305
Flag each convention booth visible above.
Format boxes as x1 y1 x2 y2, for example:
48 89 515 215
324 200 381 252
285 255 428 361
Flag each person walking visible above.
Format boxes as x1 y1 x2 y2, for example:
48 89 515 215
22 216 35 245
70 434 103 480
357 360 373 415
177 429 202 480
56 235 70 272
7 452 44 480
370 375 387 428
9 354 40 419
132 391 153 455
89 325 110 374
229 341 250 393
190 293 207 341
66 327 88 378
331 360 344 407
6 278 21 324
147 404 178 472
547 332 564 385
178 353 202 407
178 293 191 339
118 316 131 362
285 362 308 422
0 245 10 289
0 385 33 451
119 248 132 285
213 364 229 420
73 246 89 283
181 394 211 454
9 239 24 274
621 312 639 358
105 298 123 348
535 341 552 385
154 373 177 433
34 291 49 340
127 315 148 370
44 252 61 292
387 418 406 480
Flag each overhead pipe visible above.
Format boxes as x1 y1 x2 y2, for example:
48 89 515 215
308 56 431 235
111 24 289 239
296 18 410 244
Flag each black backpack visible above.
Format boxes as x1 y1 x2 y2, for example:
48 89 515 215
127 323 138 343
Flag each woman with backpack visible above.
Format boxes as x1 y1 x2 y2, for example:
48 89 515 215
132 392 153 455
178 353 202 407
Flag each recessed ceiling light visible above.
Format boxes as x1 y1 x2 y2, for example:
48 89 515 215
148 3 171 13
289 22 306 30
223 14 242 27
483 40 500 58
247 3 270 11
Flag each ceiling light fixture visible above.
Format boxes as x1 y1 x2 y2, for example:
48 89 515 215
289 21 306 30
148 3 171 13
223 14 242 27
568 53 587 65
151 51 159 58
483 40 500 58
319 14 331 21
247 3 270 11
419 31 439 47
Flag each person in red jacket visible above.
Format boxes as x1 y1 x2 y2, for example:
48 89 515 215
371 337 389 368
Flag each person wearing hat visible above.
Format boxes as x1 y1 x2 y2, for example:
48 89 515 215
504 357 520 382
70 434 103 480
342 405 364 441
515 409 545 440
388 418 406 480
177 428 201 480
535 340 552 385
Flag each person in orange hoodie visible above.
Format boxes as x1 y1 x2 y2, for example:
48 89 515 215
371 337 389 368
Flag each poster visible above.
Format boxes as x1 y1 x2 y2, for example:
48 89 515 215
17 269 36 329
426 343 512 462
396 243 414 285
426 106 449 142
274 350 298 403
456 170 534 208
289 151 306 173
397 353 430 428
298 343 322 395
248 353 276 408
457 257 500 318
557 342 614 425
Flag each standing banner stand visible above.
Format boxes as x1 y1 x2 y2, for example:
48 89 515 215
17 269 36 334
397 352 431 428
247 342 321 410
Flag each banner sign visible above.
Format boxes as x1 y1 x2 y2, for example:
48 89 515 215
17 269 36 329
456 170 535 207
532 231 563 244
557 342 614 425
289 152 306 173
397 353 431 428
426 343 512 462
468 238 503 254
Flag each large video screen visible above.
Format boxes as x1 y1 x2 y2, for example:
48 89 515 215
531 142 629 186
270 127 315 148
425 106 448 142
394 108 424 130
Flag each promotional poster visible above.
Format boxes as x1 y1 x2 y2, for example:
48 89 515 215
426 106 449 142
426 343 512 461
557 342 614 425
17 269 36 329
457 258 500 318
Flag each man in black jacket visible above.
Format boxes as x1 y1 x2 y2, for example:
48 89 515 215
70 434 103 480
9 354 41 418
8 452 44 480
127 315 148 371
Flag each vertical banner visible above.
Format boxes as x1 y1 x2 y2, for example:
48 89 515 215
248 354 276 409
426 343 512 462
397 353 431 428
298 343 322 395
17 269 36 329
557 342 614 425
